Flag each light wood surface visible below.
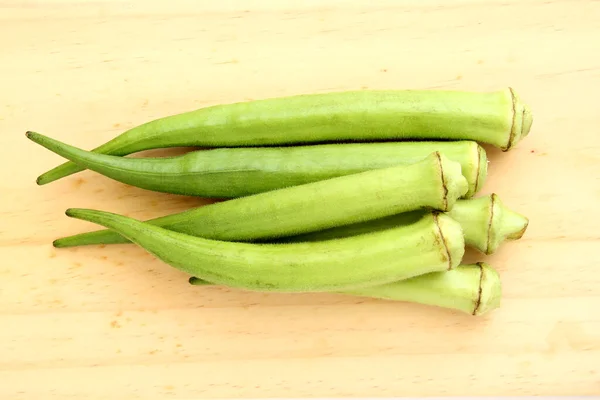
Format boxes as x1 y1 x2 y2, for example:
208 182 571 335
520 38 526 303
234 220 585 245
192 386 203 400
1 1 599 398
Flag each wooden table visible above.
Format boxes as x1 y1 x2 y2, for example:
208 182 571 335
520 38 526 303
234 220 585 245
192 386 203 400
2 1 599 397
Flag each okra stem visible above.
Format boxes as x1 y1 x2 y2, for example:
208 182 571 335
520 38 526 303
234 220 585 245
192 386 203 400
33 87 531 185
447 193 529 254
64 209 465 292
52 152 468 247
26 132 486 198
189 262 501 316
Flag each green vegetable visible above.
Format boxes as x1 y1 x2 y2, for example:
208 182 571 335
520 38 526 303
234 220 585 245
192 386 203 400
52 151 468 247
273 194 528 255
189 262 501 316
447 193 529 254
64 208 466 292
33 87 531 185
26 132 486 198
341 262 501 316
53 191 526 256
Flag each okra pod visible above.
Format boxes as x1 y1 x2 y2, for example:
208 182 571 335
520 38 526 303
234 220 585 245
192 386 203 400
64 209 465 292
189 262 501 316
53 152 468 247
34 87 531 185
26 132 486 198
53 192 525 256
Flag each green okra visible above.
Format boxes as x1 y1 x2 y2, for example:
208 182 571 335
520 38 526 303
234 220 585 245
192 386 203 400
33 87 532 185
342 262 501 316
447 193 529 254
26 132 486 198
274 194 529 255
52 151 468 248
64 208 466 292
53 191 526 256
188 262 502 316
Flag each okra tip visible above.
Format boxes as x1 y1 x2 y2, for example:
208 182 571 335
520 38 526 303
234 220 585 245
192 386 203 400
36 168 63 186
473 262 502 316
189 277 211 286
65 208 95 221
52 237 71 248
25 130 46 148
25 131 62 186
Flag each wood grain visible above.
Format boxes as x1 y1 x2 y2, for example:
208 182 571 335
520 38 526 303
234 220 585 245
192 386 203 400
1 0 599 397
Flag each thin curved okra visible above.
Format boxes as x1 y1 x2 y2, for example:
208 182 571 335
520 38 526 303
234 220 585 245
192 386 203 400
64 208 465 292
53 192 525 255
52 152 468 247
26 132 486 198
34 87 532 185
189 262 501 316
274 194 529 255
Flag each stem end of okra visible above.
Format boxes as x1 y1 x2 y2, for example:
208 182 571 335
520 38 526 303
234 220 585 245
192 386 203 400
473 262 502 316
447 194 529 255
499 196 530 242
434 212 466 271
504 88 533 151
506 215 529 240
436 152 469 211
486 194 529 254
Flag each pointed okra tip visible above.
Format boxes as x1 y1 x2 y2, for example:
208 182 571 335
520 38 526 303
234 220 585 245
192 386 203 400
25 130 47 145
64 208 92 220
35 175 45 185
25 131 57 186
189 277 212 286
26 132 45 186
473 262 502 316
52 238 66 248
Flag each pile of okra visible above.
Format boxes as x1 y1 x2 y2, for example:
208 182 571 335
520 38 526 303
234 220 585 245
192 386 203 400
27 87 533 316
